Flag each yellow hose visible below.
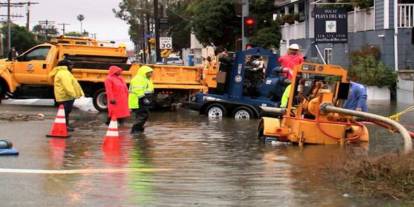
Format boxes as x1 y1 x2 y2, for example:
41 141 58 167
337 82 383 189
388 106 414 121
321 104 412 154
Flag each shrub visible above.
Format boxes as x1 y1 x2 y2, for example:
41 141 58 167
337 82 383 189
349 45 396 88
327 153 414 201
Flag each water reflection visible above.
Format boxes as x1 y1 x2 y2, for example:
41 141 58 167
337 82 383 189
35 104 414 206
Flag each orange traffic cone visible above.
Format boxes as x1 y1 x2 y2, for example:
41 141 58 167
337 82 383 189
46 105 70 138
103 117 120 150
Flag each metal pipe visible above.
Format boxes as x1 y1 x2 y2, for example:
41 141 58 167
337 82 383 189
259 106 286 114
394 0 399 72
320 103 412 154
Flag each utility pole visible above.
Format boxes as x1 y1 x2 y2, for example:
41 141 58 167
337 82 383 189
154 0 161 62
146 14 152 63
58 23 70 35
7 0 11 53
39 20 55 40
0 1 24 52
241 0 249 49
139 0 146 63
25 1 39 31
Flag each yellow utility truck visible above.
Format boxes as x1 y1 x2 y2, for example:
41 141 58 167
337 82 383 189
0 36 217 111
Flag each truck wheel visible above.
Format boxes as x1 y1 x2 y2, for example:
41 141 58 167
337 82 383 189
258 120 266 142
0 85 3 103
206 104 226 119
233 107 253 120
93 89 108 112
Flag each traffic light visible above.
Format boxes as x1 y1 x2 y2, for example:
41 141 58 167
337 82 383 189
244 16 256 37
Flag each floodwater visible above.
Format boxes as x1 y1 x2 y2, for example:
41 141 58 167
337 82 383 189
0 101 412 206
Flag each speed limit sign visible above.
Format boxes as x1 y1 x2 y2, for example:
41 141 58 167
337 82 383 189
159 37 173 49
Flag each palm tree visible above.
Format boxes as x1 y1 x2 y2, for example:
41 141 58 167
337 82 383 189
77 14 85 35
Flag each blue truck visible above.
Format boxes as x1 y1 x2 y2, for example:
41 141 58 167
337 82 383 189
190 47 288 120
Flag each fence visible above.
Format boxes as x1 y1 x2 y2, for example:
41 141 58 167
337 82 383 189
398 4 414 28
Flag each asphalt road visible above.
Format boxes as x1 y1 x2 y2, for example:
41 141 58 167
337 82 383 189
0 100 412 206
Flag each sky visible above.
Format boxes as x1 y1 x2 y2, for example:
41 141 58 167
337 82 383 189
4 0 134 49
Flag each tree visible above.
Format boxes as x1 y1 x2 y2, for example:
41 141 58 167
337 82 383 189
167 2 192 50
190 0 281 50
249 0 281 49
65 31 89 37
191 0 240 50
249 25 281 49
1 23 38 55
77 14 85 33
32 24 59 42
113 0 145 48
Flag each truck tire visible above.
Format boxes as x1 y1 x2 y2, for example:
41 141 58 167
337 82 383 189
206 103 226 119
233 106 253 120
0 84 3 103
93 89 108 112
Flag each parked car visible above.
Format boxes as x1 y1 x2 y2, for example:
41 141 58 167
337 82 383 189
166 56 184 65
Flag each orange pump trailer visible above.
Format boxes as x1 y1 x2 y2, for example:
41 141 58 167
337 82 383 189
258 63 369 145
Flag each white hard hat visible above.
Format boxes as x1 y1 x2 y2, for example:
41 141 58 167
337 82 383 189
288 44 300 50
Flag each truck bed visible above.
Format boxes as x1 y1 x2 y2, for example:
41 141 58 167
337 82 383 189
72 63 207 91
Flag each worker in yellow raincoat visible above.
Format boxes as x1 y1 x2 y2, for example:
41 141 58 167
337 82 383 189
129 66 154 135
49 60 84 131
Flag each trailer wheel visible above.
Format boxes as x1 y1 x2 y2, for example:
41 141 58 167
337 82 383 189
0 84 3 103
258 119 266 142
233 107 253 120
206 104 226 119
93 89 108 112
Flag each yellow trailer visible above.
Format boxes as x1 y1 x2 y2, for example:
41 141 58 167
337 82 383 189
0 36 216 111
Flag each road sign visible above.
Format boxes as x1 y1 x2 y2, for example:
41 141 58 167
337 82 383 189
159 37 172 49
314 8 348 43
161 49 171 58
144 33 154 39
159 18 169 30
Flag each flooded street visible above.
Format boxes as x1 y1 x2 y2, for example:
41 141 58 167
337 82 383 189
0 101 412 206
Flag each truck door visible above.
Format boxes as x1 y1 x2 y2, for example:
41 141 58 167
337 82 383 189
13 46 54 84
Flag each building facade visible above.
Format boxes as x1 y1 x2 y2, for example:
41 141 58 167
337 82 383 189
276 0 414 103
276 0 414 70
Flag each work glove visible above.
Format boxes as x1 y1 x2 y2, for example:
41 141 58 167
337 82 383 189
110 100 116 104
143 98 151 105
139 94 153 107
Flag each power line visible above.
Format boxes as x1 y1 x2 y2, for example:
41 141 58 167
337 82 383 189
38 20 55 40
58 23 70 35
24 1 39 31
0 1 31 52
0 14 24 17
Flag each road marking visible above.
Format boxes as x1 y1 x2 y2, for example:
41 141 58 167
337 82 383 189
0 168 170 174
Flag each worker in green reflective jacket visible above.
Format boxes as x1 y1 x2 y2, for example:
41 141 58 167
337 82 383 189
129 66 154 135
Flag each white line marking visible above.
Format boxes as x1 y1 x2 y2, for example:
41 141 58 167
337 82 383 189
0 168 170 174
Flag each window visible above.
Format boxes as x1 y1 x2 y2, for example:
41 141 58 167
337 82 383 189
324 48 333 64
22 46 50 61
167 57 180 61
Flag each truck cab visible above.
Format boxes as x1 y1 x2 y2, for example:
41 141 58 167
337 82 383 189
191 47 288 120
0 44 59 101
0 36 127 100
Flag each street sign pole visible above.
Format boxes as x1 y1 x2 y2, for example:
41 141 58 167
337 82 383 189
154 0 161 63
241 0 249 50
7 0 11 53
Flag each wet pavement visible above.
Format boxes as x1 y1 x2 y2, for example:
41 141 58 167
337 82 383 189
0 101 413 206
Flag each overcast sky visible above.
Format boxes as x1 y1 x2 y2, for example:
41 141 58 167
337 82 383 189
5 0 134 49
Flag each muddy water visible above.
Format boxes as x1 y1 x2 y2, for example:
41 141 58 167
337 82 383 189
0 101 412 206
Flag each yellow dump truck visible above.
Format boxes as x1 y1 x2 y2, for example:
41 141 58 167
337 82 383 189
0 36 217 111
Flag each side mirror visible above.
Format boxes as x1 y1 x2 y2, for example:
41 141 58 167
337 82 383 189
16 56 25 62
270 67 283 76
273 66 283 73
